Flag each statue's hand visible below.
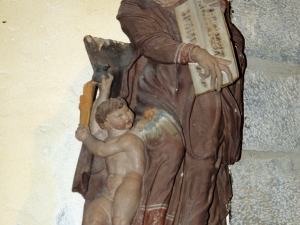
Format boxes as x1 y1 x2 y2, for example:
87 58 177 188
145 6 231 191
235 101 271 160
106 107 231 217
190 46 233 91
96 73 114 95
203 0 227 13
75 124 90 142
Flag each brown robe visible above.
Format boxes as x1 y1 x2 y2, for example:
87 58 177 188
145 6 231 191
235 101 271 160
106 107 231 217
116 0 246 224
72 0 246 224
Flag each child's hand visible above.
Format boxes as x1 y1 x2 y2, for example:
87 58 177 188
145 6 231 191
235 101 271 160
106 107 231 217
75 124 90 142
97 73 114 94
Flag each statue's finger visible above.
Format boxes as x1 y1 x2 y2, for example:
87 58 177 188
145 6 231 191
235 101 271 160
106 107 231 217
210 68 217 91
108 73 114 79
215 64 223 91
220 64 233 83
217 57 231 65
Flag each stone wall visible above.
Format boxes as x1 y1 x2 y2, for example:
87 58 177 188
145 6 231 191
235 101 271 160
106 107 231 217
230 0 300 224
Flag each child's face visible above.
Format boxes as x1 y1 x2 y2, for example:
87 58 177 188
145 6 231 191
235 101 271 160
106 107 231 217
105 105 134 130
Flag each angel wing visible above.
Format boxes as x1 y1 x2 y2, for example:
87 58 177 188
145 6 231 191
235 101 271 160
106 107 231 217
131 109 182 141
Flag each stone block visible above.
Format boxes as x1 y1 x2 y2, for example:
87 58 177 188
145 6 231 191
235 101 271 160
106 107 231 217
230 151 300 224
231 0 300 64
242 57 300 153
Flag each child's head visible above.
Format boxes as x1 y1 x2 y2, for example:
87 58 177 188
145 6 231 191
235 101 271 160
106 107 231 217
96 97 133 129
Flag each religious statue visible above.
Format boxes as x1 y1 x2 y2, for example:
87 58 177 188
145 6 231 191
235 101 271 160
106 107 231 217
73 0 246 224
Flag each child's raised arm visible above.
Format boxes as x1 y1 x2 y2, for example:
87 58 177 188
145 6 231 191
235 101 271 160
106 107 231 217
89 74 114 139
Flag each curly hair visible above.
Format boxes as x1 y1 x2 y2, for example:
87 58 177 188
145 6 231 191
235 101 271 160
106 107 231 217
95 97 127 129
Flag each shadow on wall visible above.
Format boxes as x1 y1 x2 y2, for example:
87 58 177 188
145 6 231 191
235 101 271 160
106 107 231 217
16 67 91 225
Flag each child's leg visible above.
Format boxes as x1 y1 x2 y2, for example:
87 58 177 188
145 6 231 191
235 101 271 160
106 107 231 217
83 196 112 225
111 175 143 225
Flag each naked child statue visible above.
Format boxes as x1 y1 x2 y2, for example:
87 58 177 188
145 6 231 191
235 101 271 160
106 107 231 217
75 75 145 225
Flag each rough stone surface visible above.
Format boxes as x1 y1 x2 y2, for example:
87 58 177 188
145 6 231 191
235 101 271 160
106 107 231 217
231 0 300 65
230 151 300 224
242 57 300 153
229 1 300 224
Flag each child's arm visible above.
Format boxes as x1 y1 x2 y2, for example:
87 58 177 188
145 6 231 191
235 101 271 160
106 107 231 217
89 74 114 140
76 124 124 157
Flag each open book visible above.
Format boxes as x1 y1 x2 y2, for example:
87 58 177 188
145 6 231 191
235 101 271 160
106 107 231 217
175 0 239 95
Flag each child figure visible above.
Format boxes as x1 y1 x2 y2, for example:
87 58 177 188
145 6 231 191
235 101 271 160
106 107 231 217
75 74 145 225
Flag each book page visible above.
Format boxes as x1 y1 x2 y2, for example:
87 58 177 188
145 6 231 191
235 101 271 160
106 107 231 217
175 0 239 95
